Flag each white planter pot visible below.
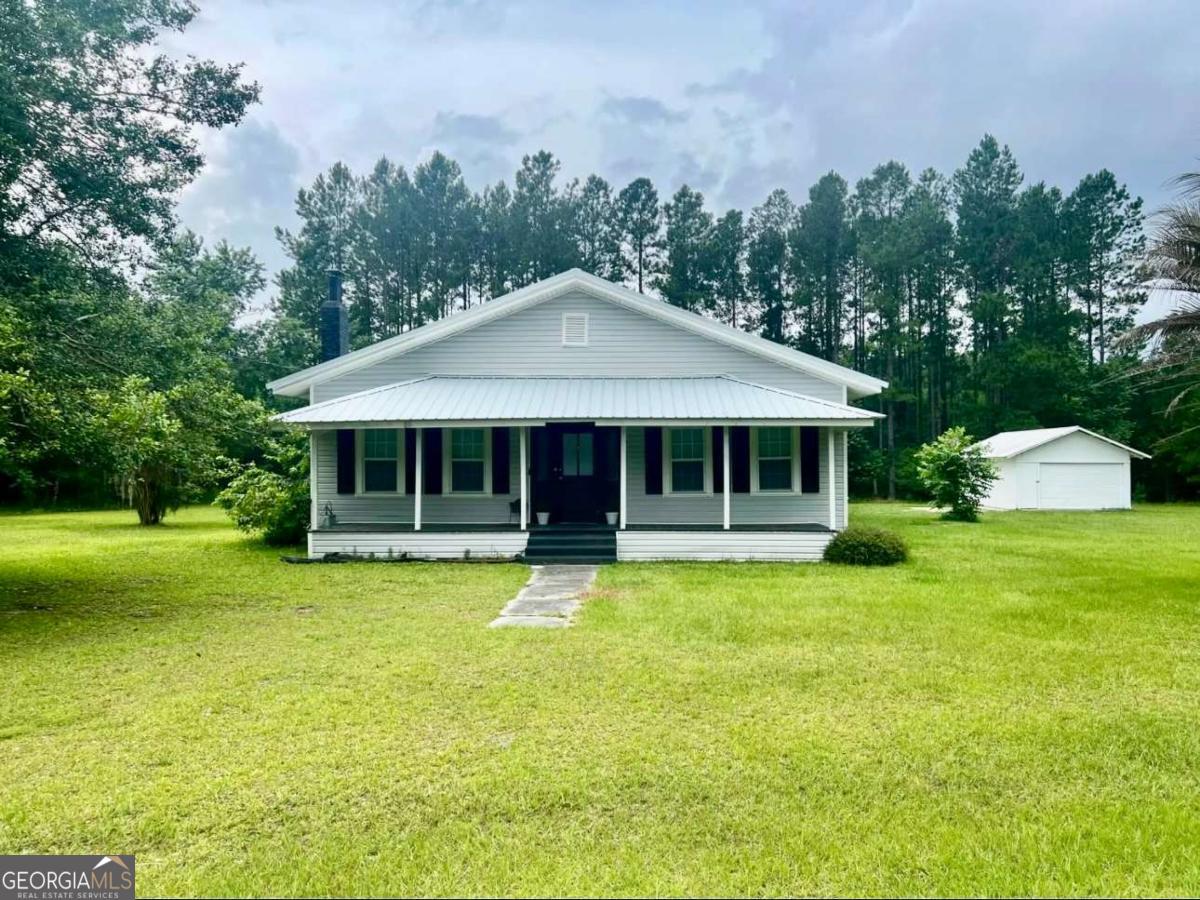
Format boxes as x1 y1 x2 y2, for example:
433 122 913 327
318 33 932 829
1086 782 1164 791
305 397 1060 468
536 511 549 526
605 511 618 526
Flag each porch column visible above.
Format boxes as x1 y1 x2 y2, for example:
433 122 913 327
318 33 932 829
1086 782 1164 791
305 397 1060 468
309 432 318 529
828 428 837 530
414 427 423 532
722 425 731 530
619 426 627 529
519 426 528 530
842 430 849 529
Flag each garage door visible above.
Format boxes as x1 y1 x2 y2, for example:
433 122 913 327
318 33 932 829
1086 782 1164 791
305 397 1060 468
1038 463 1124 509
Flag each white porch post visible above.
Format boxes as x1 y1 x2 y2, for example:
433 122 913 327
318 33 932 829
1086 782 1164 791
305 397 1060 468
722 425 731 530
828 428 837 530
414 427 423 532
619 426 628 529
519 426 528 530
842 430 849 529
309 432 318 529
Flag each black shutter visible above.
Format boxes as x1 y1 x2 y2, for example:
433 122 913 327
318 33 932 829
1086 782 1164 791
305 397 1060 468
491 427 510 494
336 429 356 495
731 426 750 493
404 429 417 494
423 427 442 495
712 426 724 493
800 426 820 493
644 427 663 495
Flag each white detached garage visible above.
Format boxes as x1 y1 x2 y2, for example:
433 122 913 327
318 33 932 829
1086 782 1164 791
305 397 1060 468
974 426 1150 510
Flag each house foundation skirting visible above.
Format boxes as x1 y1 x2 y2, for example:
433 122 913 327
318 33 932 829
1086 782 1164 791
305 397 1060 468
307 527 834 561
615 529 832 561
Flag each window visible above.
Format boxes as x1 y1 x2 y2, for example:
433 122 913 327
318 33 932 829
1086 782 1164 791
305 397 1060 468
361 429 400 493
668 427 706 493
450 428 486 493
756 426 793 491
561 312 589 346
563 432 594 476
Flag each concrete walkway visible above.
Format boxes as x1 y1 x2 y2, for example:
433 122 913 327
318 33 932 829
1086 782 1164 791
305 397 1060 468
488 564 597 628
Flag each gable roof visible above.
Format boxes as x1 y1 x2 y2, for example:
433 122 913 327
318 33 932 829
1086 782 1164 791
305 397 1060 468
266 269 888 399
973 426 1150 460
272 375 885 427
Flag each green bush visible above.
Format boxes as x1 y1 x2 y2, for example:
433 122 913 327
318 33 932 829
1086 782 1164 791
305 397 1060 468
215 434 309 546
914 426 997 521
824 526 908 566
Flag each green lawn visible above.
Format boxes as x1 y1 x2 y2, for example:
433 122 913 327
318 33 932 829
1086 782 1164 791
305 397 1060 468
1 504 1199 896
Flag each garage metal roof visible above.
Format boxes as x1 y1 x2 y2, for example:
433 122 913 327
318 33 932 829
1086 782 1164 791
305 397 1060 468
273 375 883 427
973 426 1150 459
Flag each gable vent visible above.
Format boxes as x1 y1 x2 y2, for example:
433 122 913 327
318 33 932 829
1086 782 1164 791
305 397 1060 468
561 312 589 346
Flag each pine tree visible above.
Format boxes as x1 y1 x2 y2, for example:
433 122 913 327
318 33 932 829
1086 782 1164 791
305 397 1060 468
746 189 796 343
792 172 852 358
273 162 360 364
568 175 623 281
617 177 661 292
658 185 714 312
1064 170 1146 365
707 210 746 328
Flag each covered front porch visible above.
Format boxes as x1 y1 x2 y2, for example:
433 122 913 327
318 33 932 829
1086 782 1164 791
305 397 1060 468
276 375 881 561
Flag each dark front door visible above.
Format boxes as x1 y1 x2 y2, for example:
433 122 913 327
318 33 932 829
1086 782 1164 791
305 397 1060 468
546 423 601 523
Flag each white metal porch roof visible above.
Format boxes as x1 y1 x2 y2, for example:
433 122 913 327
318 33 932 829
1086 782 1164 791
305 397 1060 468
273 375 883 427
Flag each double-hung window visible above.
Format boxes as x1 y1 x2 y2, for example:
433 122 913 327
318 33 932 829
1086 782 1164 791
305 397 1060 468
450 428 487 493
668 427 706 493
361 429 401 493
756 426 794 491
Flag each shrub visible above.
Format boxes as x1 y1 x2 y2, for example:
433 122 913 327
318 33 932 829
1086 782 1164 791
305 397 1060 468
215 434 309 545
824 526 908 566
914 426 997 522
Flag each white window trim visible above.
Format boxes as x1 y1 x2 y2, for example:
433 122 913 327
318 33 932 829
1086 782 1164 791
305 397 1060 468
662 426 713 496
356 428 405 496
561 312 589 346
750 425 802 494
442 427 493 496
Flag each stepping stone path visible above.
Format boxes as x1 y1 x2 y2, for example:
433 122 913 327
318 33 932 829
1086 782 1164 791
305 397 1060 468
488 564 597 628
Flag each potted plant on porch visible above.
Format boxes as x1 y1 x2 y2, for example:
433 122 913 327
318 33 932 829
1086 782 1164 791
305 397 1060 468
604 479 619 526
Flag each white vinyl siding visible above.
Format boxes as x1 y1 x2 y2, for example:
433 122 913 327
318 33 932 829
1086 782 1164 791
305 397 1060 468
617 530 833 561
627 427 844 526
313 426 847 530
314 428 518 525
311 530 528 559
312 291 847 403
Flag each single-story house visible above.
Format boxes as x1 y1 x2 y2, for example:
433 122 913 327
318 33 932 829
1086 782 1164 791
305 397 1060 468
974 426 1150 510
269 269 886 562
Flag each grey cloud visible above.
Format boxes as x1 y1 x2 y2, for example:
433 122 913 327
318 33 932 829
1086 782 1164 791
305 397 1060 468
601 95 689 126
431 112 520 145
177 118 303 310
694 0 1200 211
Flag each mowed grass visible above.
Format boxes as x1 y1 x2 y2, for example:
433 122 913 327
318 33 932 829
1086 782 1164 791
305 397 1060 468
1 504 1199 896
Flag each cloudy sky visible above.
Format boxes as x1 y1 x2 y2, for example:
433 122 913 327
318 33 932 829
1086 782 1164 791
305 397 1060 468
166 0 1199 304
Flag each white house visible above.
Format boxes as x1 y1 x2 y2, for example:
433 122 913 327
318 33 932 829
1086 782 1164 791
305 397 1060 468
268 269 886 562
974 426 1149 511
